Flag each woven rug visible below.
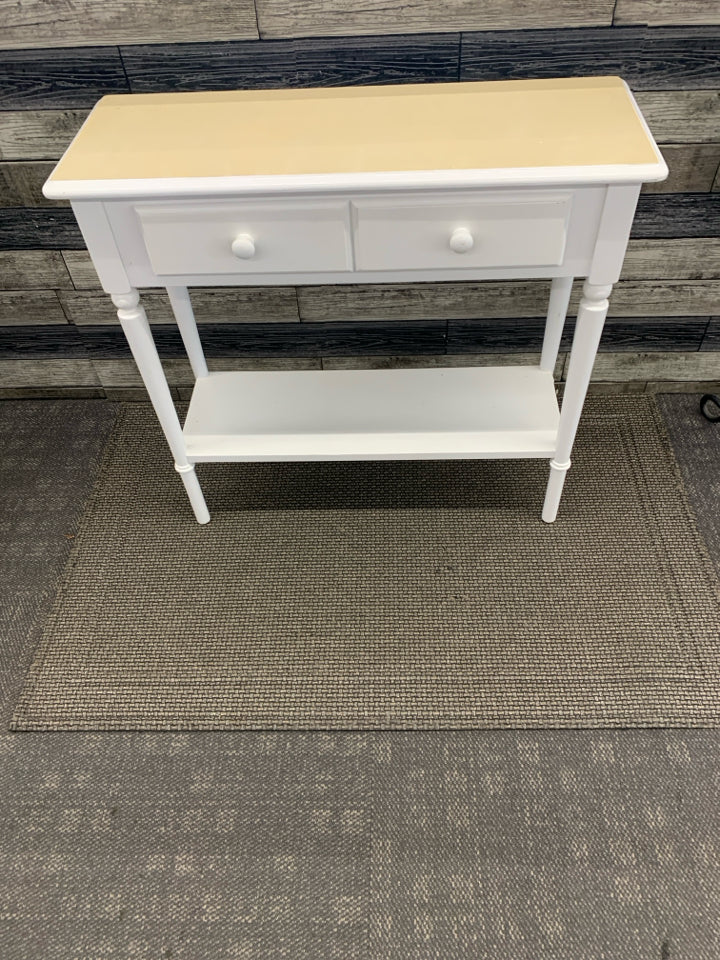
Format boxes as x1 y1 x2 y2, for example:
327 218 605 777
11 395 720 730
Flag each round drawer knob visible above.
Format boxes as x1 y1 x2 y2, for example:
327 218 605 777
231 234 256 259
449 227 474 254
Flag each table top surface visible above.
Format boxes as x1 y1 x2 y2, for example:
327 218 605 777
46 77 665 194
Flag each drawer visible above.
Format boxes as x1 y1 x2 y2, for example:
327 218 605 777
135 200 352 276
352 194 571 272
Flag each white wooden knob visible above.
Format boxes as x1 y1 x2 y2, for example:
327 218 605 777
231 234 256 259
449 227 474 254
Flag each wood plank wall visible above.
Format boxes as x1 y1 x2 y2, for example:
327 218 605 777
0 2 718 397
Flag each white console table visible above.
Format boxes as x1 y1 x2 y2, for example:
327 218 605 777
44 77 666 524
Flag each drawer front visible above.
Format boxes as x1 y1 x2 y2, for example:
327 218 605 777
136 201 352 276
352 194 571 272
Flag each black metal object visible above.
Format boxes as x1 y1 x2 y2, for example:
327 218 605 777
700 394 720 422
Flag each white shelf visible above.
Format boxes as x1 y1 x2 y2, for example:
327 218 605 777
182 366 560 462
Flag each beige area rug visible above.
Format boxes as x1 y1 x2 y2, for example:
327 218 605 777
11 396 720 730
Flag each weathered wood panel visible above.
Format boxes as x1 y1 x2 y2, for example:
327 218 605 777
636 90 720 143
0 251 71 289
447 317 708 353
0 324 87 357
622 238 720 279
0 162 62 207
94 356 319 389
255 0 615 38
59 288 301 324
629 26 720 89
0 0 258 49
0 358 99 386
0 209 83 249
122 34 460 92
714 165 720 191
322 354 565 376
460 27 641 82
0 290 68 325
0 48 128 110
615 1 720 27
79 320 447 358
0 111 89 161
633 194 720 238
589 351 720 380
298 280 720 321
700 319 720 350
643 144 720 193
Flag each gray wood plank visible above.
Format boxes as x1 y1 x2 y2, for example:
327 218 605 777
322 354 565 378
0 0 258 49
0 162 62 207
622 239 720 279
629 26 720 89
635 91 720 143
298 280 720 321
59 288 301 324
0 290 68 325
0 358 99 386
0 251 72 290
589 351 720 381
0 110 88 161
0 48 128 110
714 164 720 191
93 356 319 388
643 144 720 194
255 0 615 38
615 1 720 26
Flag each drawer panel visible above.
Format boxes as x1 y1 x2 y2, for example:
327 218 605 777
352 194 571 272
136 201 352 276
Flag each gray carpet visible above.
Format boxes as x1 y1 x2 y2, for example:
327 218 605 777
1 395 719 959
11 396 720 730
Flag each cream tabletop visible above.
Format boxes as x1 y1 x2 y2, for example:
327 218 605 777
47 76 662 186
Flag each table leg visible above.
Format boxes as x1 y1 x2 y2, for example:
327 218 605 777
112 290 210 524
166 285 208 379
542 281 611 523
540 276 573 373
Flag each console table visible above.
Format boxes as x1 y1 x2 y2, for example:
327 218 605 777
44 77 667 524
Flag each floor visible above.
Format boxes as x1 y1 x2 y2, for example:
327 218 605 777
0 394 718 960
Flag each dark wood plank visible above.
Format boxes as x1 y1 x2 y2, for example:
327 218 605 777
615 0 720 26
122 34 460 93
447 317 708 353
461 25 719 89
0 47 128 110
0 324 86 358
255 0 615 38
700 318 720 350
0 0 257 50
0 251 71 289
460 27 642 82
0 162 63 207
0 110 89 161
0 209 83 249
631 26 720 89
79 320 447 358
633 194 720 238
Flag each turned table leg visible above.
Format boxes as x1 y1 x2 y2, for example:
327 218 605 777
540 276 573 374
113 290 210 524
542 281 611 523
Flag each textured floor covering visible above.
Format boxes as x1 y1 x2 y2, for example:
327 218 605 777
11 396 720 730
1 394 719 959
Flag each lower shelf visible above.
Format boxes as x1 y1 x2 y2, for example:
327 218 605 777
182 366 560 462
